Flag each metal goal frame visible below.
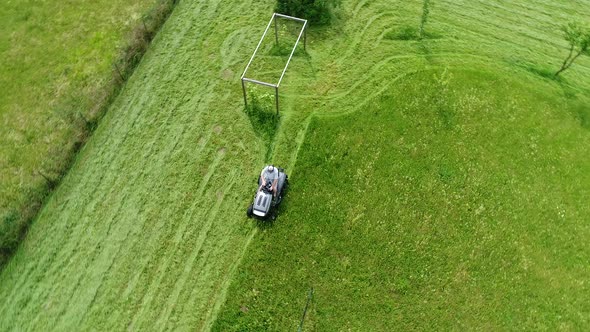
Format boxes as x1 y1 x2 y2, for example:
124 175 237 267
241 13 308 115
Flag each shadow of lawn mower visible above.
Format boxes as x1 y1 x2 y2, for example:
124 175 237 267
246 167 288 220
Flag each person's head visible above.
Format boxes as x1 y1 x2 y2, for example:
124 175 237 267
268 165 274 172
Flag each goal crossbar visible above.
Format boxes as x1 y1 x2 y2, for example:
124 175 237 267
241 13 308 114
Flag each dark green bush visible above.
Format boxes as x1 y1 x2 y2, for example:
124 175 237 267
276 0 340 25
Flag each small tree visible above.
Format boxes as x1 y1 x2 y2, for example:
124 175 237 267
276 0 340 25
555 22 590 77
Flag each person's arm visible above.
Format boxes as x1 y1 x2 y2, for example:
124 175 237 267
259 177 266 192
259 168 267 188
272 179 278 195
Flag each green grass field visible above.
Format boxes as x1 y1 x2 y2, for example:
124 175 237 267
1 0 589 330
214 69 590 330
0 0 162 261
214 0 590 330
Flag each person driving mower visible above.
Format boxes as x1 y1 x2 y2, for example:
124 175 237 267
259 165 279 198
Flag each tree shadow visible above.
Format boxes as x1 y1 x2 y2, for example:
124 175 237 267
384 26 442 41
510 60 590 130
521 61 590 131
268 43 309 57
562 93 590 130
511 60 562 82
244 91 280 160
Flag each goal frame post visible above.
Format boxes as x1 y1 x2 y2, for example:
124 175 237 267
241 13 308 115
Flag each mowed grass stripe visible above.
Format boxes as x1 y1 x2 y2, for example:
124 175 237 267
30 95 190 330
0 80 159 306
334 11 396 66
82 89 226 328
151 172 238 330
98 151 216 331
0 0 157 242
19 62 171 299
436 0 590 66
199 227 258 330
336 2 415 59
100 0 264 324
128 148 227 328
479 0 570 29
30 70 187 308
0 0 274 329
0 108 149 329
435 1 563 50
2 0 225 323
70 118 197 328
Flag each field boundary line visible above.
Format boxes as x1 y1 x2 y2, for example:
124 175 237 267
202 226 258 330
